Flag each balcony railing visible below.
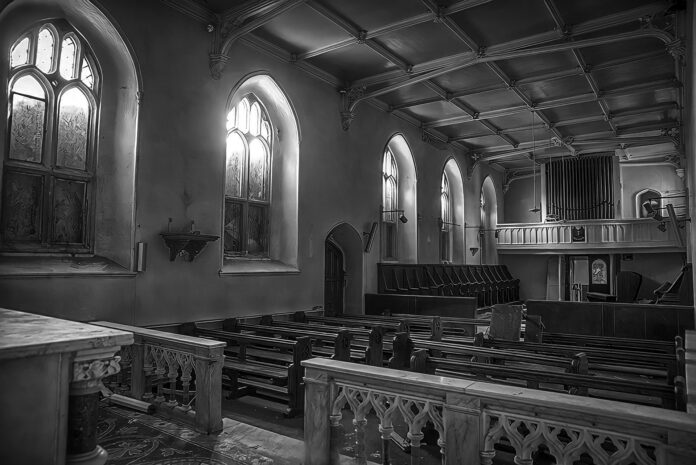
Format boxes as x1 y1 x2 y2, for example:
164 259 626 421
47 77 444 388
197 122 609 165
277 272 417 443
94 321 225 434
303 358 696 465
495 218 685 251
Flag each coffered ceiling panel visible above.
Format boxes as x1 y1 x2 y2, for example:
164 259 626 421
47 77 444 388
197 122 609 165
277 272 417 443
430 64 502 92
591 56 675 90
376 21 472 65
449 0 556 47
461 134 509 150
562 121 613 137
457 88 525 113
438 121 493 140
254 4 352 53
377 84 441 107
319 0 427 32
305 44 397 82
403 100 467 122
554 0 657 26
520 75 593 102
496 51 579 81
543 102 604 123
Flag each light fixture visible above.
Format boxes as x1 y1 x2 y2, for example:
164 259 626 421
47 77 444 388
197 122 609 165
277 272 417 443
529 110 541 213
438 218 460 228
381 207 408 223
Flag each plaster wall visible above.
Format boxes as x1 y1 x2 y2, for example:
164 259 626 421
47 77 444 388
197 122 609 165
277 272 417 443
0 0 490 325
619 164 684 218
504 175 542 224
499 254 550 300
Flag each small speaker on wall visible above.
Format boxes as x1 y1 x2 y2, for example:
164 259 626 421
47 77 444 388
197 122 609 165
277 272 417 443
136 242 147 272
363 222 378 253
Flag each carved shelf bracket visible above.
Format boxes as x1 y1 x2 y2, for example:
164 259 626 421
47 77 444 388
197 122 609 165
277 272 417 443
340 86 365 131
161 232 219 262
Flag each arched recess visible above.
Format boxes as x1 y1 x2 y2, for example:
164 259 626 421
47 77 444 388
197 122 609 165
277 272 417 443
223 73 300 271
480 176 498 264
0 0 141 269
635 188 661 218
325 222 363 315
442 158 465 263
383 134 417 263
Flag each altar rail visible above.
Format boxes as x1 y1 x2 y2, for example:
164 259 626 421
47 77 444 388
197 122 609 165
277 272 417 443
93 321 225 434
496 219 684 252
303 358 696 465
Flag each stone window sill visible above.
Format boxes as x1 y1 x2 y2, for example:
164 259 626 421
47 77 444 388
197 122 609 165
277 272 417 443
0 255 135 278
219 258 299 276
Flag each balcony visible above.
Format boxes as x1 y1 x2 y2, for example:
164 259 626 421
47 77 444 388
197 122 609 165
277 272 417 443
495 218 686 253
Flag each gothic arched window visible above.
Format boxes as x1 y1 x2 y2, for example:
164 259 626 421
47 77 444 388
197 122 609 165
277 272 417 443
2 22 99 252
440 172 452 262
382 148 398 260
224 95 272 257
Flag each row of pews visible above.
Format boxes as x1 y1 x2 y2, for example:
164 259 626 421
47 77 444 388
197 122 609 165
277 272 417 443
181 308 686 416
378 263 520 306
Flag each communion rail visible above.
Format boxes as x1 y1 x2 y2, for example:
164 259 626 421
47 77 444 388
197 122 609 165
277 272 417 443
303 358 696 465
94 321 225 434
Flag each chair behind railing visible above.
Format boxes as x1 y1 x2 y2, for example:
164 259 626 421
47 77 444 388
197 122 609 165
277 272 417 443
93 321 226 434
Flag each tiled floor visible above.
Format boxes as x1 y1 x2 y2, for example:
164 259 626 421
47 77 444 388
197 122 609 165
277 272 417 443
99 403 304 465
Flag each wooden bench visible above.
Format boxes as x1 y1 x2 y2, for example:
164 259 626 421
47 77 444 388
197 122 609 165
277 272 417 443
258 315 384 366
190 325 311 417
410 348 683 409
222 318 352 362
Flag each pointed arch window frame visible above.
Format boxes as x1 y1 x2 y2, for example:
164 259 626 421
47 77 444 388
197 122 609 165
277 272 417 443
2 21 100 253
224 93 273 258
381 147 399 261
440 171 452 262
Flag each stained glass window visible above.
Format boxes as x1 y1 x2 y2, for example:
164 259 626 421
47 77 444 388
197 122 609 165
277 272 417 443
36 27 55 73
440 172 451 262
10 37 30 68
59 36 77 79
382 148 398 259
2 22 99 252
224 94 272 257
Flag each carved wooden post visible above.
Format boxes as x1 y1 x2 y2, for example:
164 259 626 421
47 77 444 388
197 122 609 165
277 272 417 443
304 366 331 465
129 338 146 400
443 392 481 465
193 345 224 434
67 349 122 465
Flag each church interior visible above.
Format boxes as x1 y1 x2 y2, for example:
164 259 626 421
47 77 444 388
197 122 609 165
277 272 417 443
1 0 696 464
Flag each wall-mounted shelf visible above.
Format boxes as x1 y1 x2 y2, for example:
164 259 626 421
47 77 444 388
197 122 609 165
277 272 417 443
160 232 219 262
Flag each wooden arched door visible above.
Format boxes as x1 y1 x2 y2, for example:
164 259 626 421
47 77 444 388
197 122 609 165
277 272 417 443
324 240 345 316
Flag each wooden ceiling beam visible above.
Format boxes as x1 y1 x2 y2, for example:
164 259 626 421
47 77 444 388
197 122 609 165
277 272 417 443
424 78 678 129
299 0 492 60
350 2 671 89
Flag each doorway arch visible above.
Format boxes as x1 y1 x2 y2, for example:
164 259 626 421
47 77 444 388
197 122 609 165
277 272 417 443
324 223 363 316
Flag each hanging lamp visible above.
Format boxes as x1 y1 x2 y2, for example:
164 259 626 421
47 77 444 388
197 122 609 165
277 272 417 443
529 110 541 213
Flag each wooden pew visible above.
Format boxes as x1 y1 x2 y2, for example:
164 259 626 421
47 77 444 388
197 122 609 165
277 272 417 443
293 311 408 333
410 348 683 409
190 325 310 417
258 315 384 366
541 332 680 355
222 318 351 362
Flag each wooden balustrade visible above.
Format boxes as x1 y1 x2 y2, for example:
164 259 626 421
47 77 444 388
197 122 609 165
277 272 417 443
93 321 225 434
303 358 696 465
496 219 685 252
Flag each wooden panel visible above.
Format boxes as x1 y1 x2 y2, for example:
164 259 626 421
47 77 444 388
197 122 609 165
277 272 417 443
365 293 477 318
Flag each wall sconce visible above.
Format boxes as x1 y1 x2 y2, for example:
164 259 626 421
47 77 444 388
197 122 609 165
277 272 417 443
469 247 479 256
381 206 408 223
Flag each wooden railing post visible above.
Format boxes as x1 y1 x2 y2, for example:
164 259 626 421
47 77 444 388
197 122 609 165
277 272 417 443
304 367 331 465
129 338 145 401
193 346 224 434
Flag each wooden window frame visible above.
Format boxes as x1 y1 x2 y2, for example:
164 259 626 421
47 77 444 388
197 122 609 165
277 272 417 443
1 21 100 254
224 94 272 259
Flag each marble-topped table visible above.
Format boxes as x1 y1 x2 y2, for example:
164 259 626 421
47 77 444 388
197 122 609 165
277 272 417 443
0 308 133 465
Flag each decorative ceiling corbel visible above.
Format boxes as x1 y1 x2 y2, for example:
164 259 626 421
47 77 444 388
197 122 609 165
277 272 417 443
467 153 481 180
207 0 308 79
339 86 365 131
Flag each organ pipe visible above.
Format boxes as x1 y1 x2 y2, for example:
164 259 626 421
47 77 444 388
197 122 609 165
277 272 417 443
545 155 614 221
